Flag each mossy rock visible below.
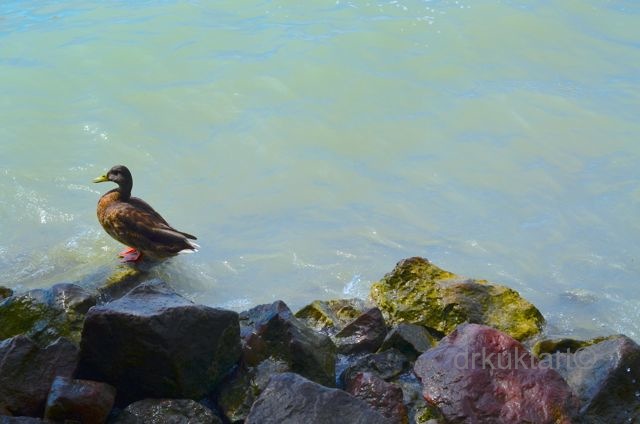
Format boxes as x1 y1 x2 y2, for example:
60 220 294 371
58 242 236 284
0 283 95 346
531 336 610 358
97 266 148 302
0 286 12 300
370 257 544 341
295 298 371 334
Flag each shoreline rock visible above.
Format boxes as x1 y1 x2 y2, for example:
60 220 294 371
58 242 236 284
1 256 637 423
370 257 545 341
75 279 241 405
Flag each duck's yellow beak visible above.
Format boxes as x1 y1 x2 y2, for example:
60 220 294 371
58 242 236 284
93 174 109 183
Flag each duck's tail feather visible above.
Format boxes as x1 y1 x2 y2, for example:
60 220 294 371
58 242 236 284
181 240 200 253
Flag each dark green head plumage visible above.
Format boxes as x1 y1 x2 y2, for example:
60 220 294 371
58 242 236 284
93 165 133 199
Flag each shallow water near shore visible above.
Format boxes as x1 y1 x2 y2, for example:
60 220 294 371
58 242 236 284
1 1 639 341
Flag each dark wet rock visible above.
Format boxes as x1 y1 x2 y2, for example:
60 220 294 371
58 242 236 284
340 348 410 386
335 307 387 354
76 279 241 405
295 298 371 334
379 323 435 360
44 376 116 424
540 335 640 423
344 371 408 424
370 257 544 341
0 287 12 300
215 358 289 423
414 323 579 423
245 372 392 424
113 399 221 424
240 300 336 387
0 283 96 345
0 335 78 417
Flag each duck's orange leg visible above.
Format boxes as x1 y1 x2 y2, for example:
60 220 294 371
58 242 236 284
118 247 142 262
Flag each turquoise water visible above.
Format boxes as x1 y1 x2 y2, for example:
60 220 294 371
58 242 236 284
1 1 639 341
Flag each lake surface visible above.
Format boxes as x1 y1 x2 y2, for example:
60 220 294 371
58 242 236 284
1 0 639 341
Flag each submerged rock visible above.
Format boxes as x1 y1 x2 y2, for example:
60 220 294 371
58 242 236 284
295 298 371 334
241 300 336 387
0 335 78 417
414 323 578 423
335 307 388 354
344 371 408 424
76 279 241 404
370 257 544 341
44 376 116 424
245 372 392 424
0 283 96 345
538 335 640 422
379 323 436 361
113 399 221 424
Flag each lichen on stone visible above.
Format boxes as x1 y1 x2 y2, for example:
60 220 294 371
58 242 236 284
370 257 544 341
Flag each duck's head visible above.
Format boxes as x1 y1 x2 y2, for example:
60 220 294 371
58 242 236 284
93 165 133 195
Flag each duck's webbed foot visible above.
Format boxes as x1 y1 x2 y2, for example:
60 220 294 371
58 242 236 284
119 247 142 262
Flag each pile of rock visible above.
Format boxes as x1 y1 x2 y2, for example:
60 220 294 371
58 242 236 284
0 257 638 423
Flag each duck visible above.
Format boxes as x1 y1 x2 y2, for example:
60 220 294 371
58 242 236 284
93 165 199 262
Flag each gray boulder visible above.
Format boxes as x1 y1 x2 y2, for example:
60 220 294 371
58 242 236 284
240 301 336 387
539 335 640 422
76 280 241 404
245 372 392 424
334 307 387 354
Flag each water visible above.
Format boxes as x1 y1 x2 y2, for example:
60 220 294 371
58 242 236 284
1 1 639 341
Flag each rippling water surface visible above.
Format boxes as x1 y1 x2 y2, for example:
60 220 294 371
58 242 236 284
1 1 639 340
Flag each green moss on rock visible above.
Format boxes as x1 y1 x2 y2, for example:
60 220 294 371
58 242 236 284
531 336 610 358
0 286 12 300
370 257 544 341
0 284 95 346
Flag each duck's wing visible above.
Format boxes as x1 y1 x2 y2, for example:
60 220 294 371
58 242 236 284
107 203 198 252
129 197 197 240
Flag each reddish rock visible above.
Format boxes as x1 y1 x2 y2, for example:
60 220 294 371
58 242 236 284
44 377 116 424
344 372 408 424
414 323 579 423
335 307 388 354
